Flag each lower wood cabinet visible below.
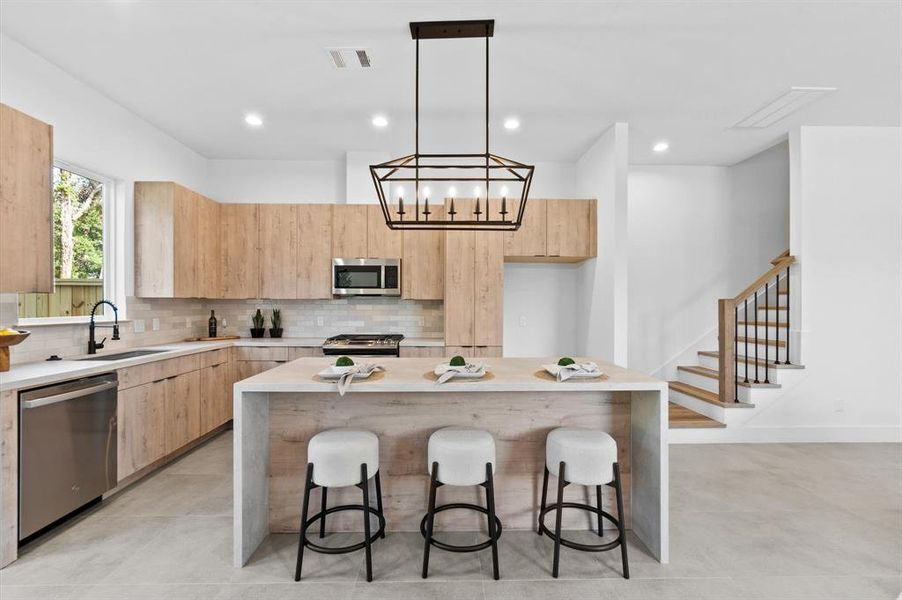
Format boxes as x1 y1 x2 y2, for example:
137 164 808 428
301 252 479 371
200 362 232 435
164 370 201 455
117 379 167 481
444 346 502 358
399 346 446 358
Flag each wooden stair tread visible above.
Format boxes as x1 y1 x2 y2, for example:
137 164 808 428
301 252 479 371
736 336 786 347
676 365 780 389
698 350 805 369
738 321 788 327
757 305 788 310
669 402 725 429
668 381 755 408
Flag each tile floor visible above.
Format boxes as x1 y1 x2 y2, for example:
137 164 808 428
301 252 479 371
1 432 900 599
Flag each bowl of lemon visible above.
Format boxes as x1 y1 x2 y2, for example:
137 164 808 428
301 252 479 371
0 327 30 372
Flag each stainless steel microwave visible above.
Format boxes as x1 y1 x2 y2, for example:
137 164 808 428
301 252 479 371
332 258 401 296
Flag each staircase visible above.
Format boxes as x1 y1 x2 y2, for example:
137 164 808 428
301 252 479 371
668 251 805 430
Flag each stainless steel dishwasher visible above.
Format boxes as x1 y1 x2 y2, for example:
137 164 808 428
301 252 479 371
19 373 118 540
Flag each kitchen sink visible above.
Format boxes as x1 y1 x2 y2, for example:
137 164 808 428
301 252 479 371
76 349 169 361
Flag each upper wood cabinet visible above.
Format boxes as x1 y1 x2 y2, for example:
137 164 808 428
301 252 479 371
474 230 504 347
257 204 298 299
0 103 53 293
503 198 546 259
134 182 201 298
196 194 221 298
546 199 597 260
296 204 333 299
402 206 444 300
366 204 403 258
332 205 368 258
443 227 476 346
220 204 259 299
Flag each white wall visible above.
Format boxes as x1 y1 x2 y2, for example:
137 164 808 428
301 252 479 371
628 143 790 376
503 263 580 357
575 123 629 363
205 159 345 204
747 126 901 441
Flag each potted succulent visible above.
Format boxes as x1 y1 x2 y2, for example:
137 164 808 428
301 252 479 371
269 308 283 338
250 308 265 338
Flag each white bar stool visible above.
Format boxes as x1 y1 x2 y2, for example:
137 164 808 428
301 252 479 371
538 427 629 579
294 429 386 582
421 427 502 580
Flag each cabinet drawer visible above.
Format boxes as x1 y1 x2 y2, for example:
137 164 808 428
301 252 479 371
118 354 200 390
201 348 230 368
235 346 289 362
399 346 446 358
289 347 322 360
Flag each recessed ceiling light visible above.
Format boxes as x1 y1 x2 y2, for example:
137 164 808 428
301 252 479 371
244 113 263 127
652 141 669 153
503 117 520 131
372 115 389 128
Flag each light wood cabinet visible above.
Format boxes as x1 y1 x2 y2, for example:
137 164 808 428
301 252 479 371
234 346 289 380
366 204 403 258
402 206 444 300
546 199 596 260
503 198 546 258
220 203 259 299
0 103 53 293
117 379 167 481
164 370 201 454
443 199 504 350
200 362 231 434
235 360 285 381
297 205 333 299
196 194 221 298
332 205 368 258
289 347 322 360
258 204 298 299
399 346 446 358
134 182 201 298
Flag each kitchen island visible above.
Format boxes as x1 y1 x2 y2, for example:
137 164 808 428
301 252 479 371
233 357 669 567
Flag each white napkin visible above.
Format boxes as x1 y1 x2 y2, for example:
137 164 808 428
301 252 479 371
546 361 601 382
335 364 384 396
434 362 486 384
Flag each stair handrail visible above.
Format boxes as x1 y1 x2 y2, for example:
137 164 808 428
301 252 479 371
717 251 794 403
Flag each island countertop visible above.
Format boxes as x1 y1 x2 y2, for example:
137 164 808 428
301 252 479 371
234 356 666 393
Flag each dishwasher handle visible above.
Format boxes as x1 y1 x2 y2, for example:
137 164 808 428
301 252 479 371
21 381 118 409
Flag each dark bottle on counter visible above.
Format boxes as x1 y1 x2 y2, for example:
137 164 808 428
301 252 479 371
208 310 217 338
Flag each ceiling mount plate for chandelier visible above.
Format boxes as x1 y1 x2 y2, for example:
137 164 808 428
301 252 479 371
370 19 535 231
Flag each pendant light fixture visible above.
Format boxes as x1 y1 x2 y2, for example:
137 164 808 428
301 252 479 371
370 19 535 231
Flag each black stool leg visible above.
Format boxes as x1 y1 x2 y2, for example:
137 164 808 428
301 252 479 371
319 487 328 538
294 463 314 581
596 485 604 537
360 463 373 582
485 463 500 580
421 461 439 579
374 470 386 539
552 461 566 579
538 466 549 536
613 462 630 579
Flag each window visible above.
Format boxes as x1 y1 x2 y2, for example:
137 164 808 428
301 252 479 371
17 162 113 320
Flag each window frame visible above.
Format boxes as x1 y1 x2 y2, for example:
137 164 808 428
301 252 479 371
16 160 122 325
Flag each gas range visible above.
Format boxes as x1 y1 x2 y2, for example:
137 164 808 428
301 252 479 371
321 334 404 357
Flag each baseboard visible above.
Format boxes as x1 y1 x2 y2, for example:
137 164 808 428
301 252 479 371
669 426 902 444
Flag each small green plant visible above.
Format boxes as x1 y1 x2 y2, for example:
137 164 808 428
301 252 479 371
252 308 265 329
336 356 354 367
449 355 466 367
270 308 282 330
557 357 575 366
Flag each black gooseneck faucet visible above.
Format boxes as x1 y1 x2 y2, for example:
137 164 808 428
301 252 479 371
88 299 120 354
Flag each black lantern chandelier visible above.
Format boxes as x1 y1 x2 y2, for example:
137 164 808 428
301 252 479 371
370 19 535 231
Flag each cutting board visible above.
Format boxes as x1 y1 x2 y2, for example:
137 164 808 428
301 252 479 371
184 335 241 342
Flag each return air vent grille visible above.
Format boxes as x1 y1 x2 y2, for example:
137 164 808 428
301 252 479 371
325 47 373 69
732 87 836 129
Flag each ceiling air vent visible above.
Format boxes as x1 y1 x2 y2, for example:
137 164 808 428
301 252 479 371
325 47 373 69
732 87 836 129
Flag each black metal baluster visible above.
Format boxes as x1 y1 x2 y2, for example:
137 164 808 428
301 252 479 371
784 266 791 365
774 275 781 364
754 291 759 383
743 298 749 383
734 304 739 402
764 282 770 383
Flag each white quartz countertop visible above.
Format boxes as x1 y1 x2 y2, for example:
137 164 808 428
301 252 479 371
235 356 666 394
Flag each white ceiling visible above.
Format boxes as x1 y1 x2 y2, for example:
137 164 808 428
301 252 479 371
1 1 899 165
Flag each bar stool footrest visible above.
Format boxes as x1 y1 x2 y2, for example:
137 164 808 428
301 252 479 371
303 504 386 554
539 502 624 552
419 503 503 553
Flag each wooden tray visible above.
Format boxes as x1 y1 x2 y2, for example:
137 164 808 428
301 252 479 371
0 330 30 372
184 335 241 342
